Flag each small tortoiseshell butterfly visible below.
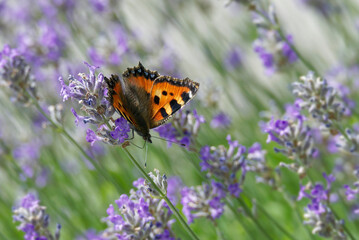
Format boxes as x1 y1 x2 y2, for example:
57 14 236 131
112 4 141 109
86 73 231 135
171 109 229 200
105 62 199 143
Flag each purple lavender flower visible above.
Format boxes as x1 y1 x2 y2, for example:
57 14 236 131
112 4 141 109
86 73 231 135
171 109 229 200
282 35 297 63
85 117 130 146
251 5 297 74
88 48 105 67
60 62 114 124
89 0 109 12
12 140 49 186
264 114 318 169
200 135 246 196
0 45 38 104
38 22 65 62
298 174 346 238
155 123 178 147
224 46 242 70
210 112 231 129
167 176 183 204
253 44 275 75
90 175 176 239
60 62 130 146
155 109 205 148
13 193 61 240
293 72 349 129
181 181 226 223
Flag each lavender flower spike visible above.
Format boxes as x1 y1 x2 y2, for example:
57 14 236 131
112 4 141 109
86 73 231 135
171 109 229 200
93 177 176 239
264 116 318 168
298 174 346 239
200 135 246 196
59 62 115 125
293 72 348 130
0 45 38 104
13 193 61 240
181 181 226 224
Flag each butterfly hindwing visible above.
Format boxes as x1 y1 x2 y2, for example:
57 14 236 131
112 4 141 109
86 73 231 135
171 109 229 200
149 76 199 128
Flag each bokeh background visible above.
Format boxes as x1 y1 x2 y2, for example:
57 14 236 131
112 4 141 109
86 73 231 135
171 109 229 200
1 0 359 239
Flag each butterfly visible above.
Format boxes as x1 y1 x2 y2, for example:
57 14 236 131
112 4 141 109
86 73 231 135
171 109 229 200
105 62 199 143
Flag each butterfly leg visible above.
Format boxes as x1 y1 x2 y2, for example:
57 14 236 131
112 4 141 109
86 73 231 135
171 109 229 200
125 129 135 140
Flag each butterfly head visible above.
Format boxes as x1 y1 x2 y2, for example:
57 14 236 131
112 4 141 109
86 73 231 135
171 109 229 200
136 130 152 143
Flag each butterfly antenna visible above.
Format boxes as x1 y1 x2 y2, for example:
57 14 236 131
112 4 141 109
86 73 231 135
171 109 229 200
151 135 186 147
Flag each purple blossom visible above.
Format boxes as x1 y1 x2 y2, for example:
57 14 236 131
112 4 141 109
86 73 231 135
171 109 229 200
88 48 105 66
166 176 183 204
254 44 275 75
251 5 297 74
199 135 246 196
59 62 115 125
155 110 205 148
298 173 346 238
89 176 176 239
293 72 348 128
155 124 178 147
181 181 226 223
86 129 99 146
224 46 242 70
110 117 131 144
264 115 318 168
211 112 231 128
281 35 297 63
89 0 109 12
0 44 37 104
60 62 132 146
13 193 61 240
59 77 71 102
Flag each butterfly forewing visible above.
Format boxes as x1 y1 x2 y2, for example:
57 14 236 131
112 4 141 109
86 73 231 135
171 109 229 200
122 62 160 96
149 76 199 128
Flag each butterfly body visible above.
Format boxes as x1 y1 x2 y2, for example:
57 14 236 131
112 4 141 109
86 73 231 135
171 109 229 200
105 62 199 143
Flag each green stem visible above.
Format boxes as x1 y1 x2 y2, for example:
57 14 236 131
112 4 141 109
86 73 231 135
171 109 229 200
254 199 298 240
122 148 199 240
236 198 274 240
214 221 226 240
223 198 256 240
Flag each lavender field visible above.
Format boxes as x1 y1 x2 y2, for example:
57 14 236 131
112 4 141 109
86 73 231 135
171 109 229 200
1 0 359 239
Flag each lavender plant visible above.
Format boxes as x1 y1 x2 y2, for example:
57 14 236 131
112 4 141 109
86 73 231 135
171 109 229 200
13 193 61 240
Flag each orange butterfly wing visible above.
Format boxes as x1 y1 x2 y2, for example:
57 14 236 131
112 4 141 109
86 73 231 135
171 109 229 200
122 62 160 95
106 62 199 131
149 76 199 128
